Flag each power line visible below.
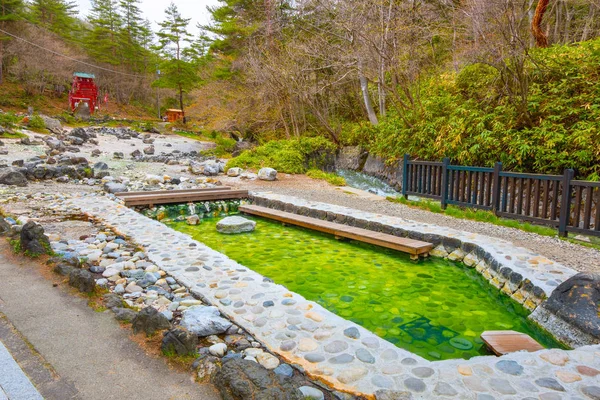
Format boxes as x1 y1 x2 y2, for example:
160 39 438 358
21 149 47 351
0 27 149 78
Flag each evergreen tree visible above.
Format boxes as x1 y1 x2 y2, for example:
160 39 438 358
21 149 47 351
86 0 122 65
0 0 23 84
154 2 197 117
117 0 146 70
29 0 79 39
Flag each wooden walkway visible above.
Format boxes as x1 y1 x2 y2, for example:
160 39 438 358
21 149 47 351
239 205 433 258
116 187 248 207
481 330 544 356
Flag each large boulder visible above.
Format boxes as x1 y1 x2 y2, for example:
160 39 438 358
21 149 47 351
20 221 51 255
212 359 303 400
69 269 95 293
0 168 28 187
227 167 243 177
258 168 277 181
180 306 232 337
161 328 198 356
216 216 256 234
132 306 171 336
532 273 600 345
203 161 221 176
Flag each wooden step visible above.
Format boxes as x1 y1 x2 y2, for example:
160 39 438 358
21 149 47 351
481 330 544 356
119 189 249 207
116 187 232 197
239 205 433 257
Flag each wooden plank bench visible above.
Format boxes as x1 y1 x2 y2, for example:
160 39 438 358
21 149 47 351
481 330 544 356
115 187 232 198
118 189 249 207
239 205 433 258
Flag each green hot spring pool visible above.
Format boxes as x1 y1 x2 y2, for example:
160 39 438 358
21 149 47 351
168 216 561 360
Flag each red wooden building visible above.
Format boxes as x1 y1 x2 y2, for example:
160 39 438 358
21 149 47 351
69 72 99 115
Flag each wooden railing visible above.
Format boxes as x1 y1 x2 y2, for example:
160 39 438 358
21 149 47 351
402 155 599 237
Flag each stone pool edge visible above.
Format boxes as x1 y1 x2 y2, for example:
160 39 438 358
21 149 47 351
62 194 600 399
249 192 592 348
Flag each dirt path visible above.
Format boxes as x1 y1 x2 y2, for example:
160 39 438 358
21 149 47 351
223 174 600 274
0 243 220 400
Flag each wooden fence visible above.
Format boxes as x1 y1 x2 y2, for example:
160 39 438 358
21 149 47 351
401 155 600 237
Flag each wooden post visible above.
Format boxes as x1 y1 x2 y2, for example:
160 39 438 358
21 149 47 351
491 162 503 214
402 154 410 199
558 169 574 237
440 158 450 210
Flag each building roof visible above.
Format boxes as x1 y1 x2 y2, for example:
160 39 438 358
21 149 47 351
73 72 96 79
166 109 184 113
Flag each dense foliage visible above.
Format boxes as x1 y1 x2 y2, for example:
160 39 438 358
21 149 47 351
227 137 337 174
343 39 600 179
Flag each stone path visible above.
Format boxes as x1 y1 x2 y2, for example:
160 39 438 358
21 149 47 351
0 245 220 400
0 341 43 400
59 193 600 399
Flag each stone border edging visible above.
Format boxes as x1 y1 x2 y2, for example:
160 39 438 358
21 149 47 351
60 194 600 399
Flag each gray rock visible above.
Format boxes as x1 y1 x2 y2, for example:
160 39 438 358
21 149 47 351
0 168 28 187
113 152 124 159
53 263 74 276
104 182 127 194
324 340 348 353
356 348 375 364
489 378 517 394
209 343 228 357
434 382 458 396
113 307 137 322
216 216 256 234
40 115 62 134
161 328 198 356
581 386 600 400
344 327 360 339
20 221 51 255
258 167 277 181
103 293 123 309
69 269 95 293
132 306 171 336
273 363 294 378
411 367 434 378
298 386 324 400
143 145 155 155
180 305 232 336
404 378 426 393
374 390 413 400
495 360 523 376
212 359 303 400
227 167 243 177
535 378 565 392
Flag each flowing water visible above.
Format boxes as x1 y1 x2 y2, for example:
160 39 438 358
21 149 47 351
168 216 562 360
337 169 400 197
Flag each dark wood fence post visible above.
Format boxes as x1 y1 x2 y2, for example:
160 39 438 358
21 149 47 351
440 157 450 209
402 154 409 199
491 162 502 214
558 168 574 237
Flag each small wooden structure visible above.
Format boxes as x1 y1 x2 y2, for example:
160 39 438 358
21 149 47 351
166 109 184 123
69 72 99 115
239 205 433 258
481 330 544 356
116 188 248 207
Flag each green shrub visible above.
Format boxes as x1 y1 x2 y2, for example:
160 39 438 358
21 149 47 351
227 136 336 174
214 136 237 157
0 112 20 128
306 169 347 186
28 115 46 131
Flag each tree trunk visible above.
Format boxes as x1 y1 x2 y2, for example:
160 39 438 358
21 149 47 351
358 59 378 126
532 0 550 47
0 39 4 85
179 84 185 122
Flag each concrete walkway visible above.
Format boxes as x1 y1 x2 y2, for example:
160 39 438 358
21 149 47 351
0 341 43 400
0 244 220 400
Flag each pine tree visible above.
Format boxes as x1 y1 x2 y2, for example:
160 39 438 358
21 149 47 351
86 0 122 65
29 0 79 39
154 2 197 117
0 0 23 84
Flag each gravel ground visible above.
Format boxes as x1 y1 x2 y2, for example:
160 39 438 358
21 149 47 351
223 174 600 274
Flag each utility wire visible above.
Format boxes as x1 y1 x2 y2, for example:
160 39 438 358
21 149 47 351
0 26 149 78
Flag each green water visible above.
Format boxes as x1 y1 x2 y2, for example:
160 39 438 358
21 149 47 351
168 216 562 360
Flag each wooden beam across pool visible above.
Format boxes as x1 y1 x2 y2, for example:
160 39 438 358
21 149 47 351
117 188 248 207
115 187 232 198
481 330 544 356
239 205 433 258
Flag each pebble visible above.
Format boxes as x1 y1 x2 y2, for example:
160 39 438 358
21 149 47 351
489 378 517 395
535 378 565 392
256 352 279 369
404 377 426 393
324 341 348 353
343 327 360 339
298 338 319 352
298 386 324 400
496 360 523 376
209 343 227 357
274 363 294 378
337 367 367 384
356 348 375 364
